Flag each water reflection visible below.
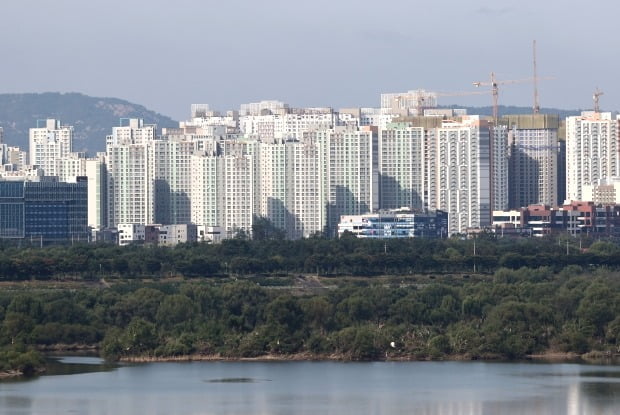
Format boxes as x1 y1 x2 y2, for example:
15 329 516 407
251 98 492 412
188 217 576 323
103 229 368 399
44 355 119 377
0 360 618 415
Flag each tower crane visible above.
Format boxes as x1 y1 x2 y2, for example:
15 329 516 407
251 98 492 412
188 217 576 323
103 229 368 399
593 88 604 113
533 39 540 114
472 72 553 122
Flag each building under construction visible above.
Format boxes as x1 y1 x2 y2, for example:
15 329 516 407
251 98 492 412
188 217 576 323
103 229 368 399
501 114 560 209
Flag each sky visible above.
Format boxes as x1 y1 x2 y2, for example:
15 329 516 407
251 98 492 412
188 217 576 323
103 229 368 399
1 0 617 120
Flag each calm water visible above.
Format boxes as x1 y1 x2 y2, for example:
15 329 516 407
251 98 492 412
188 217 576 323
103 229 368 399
1 357 619 414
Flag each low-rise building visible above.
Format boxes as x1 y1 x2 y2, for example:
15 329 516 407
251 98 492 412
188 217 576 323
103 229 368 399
117 223 145 246
337 209 448 238
492 201 620 237
158 224 197 246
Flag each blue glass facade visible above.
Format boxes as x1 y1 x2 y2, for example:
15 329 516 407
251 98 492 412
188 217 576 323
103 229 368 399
0 180 88 243
0 182 25 238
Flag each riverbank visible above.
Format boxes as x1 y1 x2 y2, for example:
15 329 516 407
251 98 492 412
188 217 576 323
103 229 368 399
0 369 24 379
118 350 613 364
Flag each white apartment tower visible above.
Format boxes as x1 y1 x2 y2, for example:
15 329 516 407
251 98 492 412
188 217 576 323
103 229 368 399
150 137 194 225
306 126 378 234
426 116 492 235
29 119 73 177
190 151 221 229
86 156 107 229
566 112 619 201
257 139 288 231
106 119 157 227
380 89 438 115
190 140 256 238
220 141 255 237
378 122 426 210
56 152 87 182
285 137 326 238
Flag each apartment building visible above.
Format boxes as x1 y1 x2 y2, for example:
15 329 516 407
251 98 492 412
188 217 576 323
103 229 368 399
29 119 73 177
106 119 157 227
503 114 560 208
426 115 494 235
566 112 619 201
378 122 425 210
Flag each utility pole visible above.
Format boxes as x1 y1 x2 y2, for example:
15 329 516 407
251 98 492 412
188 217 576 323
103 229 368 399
473 235 477 273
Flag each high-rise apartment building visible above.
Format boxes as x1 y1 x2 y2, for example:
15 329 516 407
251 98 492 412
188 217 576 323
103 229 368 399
5 147 27 171
426 115 493 235
56 152 87 183
306 126 379 234
503 114 559 209
380 89 438 115
239 107 336 141
106 119 157 227
565 112 619 201
29 119 73 176
257 139 288 231
378 122 425 210
150 137 194 225
86 156 107 229
491 123 509 211
190 140 256 238
284 137 326 238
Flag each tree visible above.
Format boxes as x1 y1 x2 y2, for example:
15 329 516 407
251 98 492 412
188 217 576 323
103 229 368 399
155 294 198 330
252 216 285 241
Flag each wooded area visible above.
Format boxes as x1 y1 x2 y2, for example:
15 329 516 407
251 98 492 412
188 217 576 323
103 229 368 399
0 235 619 373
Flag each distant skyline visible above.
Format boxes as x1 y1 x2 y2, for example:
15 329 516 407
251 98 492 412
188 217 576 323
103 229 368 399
1 0 617 120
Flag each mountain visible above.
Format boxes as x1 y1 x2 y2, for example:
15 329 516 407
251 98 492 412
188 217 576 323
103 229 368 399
0 92 177 155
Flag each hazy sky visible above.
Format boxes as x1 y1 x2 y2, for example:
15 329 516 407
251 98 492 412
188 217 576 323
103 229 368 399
1 0 617 120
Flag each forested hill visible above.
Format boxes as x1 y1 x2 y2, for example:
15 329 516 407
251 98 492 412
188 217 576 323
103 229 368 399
0 93 177 154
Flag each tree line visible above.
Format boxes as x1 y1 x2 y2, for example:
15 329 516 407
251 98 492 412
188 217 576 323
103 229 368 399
0 264 619 363
0 234 620 280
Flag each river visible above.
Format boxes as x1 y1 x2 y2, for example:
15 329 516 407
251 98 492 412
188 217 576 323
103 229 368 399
1 357 619 414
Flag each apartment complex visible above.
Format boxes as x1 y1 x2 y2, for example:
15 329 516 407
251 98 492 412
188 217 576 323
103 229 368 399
9 92 618 244
566 112 619 201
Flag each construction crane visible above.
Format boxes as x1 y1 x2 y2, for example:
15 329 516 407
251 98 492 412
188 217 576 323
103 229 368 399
533 40 540 114
593 88 604 112
472 72 553 122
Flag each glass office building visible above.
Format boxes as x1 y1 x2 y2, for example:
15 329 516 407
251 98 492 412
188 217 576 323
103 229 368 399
0 179 88 243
